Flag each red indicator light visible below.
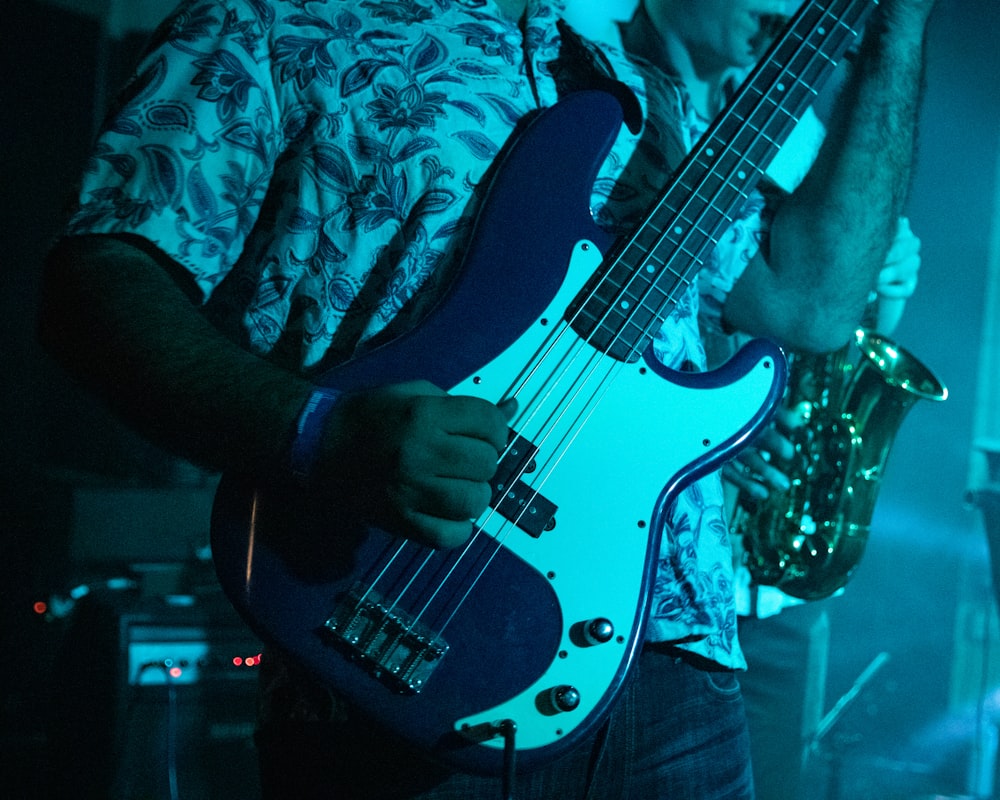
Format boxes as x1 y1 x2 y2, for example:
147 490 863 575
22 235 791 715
169 666 183 679
233 657 244 666
33 601 48 615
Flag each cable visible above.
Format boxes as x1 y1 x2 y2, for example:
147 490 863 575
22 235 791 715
165 675 180 800
498 719 517 800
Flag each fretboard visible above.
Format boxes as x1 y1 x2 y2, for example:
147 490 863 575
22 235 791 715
571 0 878 361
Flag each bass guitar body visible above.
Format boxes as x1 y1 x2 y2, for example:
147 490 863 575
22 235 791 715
211 90 786 775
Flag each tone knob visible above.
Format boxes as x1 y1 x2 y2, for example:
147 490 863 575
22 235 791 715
549 685 581 713
584 617 615 645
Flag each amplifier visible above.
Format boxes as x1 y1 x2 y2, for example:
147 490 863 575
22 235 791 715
125 608 263 687
48 590 263 799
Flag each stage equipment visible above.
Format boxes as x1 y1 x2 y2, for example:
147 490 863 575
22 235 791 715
48 590 261 800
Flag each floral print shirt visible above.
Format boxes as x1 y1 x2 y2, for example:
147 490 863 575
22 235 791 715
66 0 773 673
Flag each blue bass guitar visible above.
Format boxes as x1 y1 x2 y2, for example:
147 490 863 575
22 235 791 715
211 0 874 776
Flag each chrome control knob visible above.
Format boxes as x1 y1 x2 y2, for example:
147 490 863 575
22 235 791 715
583 617 614 645
549 685 581 713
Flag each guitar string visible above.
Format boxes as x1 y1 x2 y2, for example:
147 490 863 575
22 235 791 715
434 352 632 630
417 0 870 636
358 0 860 649
352 0 866 661
380 0 865 657
416 0 876 620
413 338 633 634
339 265 648 654
342 323 625 645
599 0 869 345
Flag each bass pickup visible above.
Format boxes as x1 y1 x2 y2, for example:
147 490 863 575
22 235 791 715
489 430 557 538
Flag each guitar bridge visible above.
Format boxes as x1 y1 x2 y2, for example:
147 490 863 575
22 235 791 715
323 585 448 694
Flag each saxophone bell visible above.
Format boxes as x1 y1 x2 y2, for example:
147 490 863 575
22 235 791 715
733 329 947 601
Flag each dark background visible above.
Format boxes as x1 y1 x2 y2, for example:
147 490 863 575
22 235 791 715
2 1 999 797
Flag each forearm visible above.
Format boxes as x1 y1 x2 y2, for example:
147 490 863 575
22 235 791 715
39 234 311 478
728 2 932 352
40 233 515 548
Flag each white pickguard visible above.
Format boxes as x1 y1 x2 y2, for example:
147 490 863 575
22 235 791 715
447 240 779 750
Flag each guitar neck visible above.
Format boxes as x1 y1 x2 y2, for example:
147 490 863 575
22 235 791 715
572 0 878 360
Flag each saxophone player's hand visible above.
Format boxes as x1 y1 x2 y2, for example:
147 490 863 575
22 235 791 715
874 217 921 334
877 218 921 300
722 407 799 501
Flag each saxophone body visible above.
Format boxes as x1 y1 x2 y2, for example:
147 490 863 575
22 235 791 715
732 329 947 601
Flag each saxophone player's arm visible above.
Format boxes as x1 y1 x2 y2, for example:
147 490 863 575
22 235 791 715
721 0 935 353
723 215 922 502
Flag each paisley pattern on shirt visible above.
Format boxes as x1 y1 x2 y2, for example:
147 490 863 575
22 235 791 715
65 0 772 670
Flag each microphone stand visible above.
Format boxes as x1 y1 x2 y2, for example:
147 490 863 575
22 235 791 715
807 651 891 800
964 439 1000 798
966 439 1000 617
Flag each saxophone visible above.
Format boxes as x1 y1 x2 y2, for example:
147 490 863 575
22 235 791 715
731 329 947 600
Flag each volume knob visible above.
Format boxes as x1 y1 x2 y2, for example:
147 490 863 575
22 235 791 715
549 685 581 713
584 617 615 645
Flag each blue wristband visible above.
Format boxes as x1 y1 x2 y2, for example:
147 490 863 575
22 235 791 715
289 387 342 483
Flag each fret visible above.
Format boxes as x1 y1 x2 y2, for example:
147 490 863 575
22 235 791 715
746 104 799 142
660 185 739 243
569 0 875 359
622 252 686 297
635 280 672 313
669 209 724 240
627 221 663 250
575 285 684 361
626 233 707 276
675 198 734 230
596 270 625 294
592 280 645 315
628 249 690 286
689 149 767 188
572 302 601 328
595 309 656 354
654 225 726 261
598 251 686 300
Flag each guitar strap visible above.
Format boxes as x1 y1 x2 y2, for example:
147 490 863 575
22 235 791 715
552 18 643 134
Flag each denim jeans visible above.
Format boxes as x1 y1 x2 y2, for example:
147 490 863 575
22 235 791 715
257 645 755 800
